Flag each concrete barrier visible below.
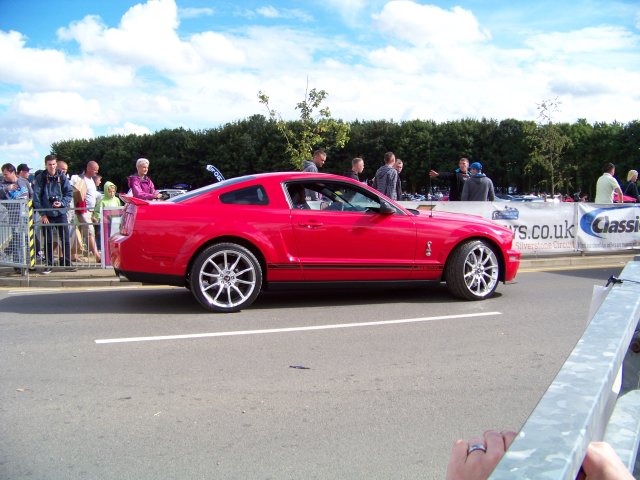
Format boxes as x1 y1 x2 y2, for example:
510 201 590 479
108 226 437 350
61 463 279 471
490 256 640 478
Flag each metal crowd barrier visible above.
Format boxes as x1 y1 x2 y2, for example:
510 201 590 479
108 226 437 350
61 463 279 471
0 199 124 272
0 199 30 269
491 256 640 478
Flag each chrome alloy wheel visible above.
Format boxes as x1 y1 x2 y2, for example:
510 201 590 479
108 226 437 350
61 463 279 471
197 247 259 311
462 243 499 297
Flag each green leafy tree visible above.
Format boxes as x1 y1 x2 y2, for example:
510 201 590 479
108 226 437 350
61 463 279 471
494 119 535 194
258 84 350 169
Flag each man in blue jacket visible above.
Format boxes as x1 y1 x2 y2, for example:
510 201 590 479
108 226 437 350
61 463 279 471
33 154 75 273
461 162 496 201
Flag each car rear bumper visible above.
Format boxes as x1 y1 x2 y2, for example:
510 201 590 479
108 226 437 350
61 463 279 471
114 268 185 287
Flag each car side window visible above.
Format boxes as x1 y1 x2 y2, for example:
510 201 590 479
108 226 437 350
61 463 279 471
286 181 398 213
220 185 269 205
287 184 311 209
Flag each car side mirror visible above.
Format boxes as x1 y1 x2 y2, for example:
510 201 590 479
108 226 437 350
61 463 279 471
379 201 396 215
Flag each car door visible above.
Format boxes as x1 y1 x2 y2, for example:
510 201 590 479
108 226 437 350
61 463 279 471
287 180 418 281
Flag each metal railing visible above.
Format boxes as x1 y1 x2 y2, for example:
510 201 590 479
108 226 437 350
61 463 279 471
490 256 640 478
1 199 124 272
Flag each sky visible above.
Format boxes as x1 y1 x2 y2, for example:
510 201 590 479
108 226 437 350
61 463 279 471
1 0 639 168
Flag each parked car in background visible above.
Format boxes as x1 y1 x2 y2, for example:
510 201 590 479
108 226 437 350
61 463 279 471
508 195 544 202
495 194 515 201
614 192 638 203
110 172 521 313
157 188 188 200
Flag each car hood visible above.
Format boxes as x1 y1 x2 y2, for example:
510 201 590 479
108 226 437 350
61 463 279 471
412 209 512 234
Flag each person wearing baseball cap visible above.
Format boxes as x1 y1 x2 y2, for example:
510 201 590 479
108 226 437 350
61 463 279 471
17 164 30 179
461 161 496 201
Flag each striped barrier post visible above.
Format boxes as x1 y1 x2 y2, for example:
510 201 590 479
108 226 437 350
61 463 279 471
27 199 35 269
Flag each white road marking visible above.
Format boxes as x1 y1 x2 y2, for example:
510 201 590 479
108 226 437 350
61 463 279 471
95 311 502 344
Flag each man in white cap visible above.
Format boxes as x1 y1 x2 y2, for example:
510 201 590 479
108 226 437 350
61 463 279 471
461 162 495 201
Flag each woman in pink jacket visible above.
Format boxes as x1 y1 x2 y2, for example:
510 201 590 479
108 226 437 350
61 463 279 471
128 158 163 200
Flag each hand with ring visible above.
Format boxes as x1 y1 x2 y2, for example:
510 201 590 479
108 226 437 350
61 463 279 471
445 429 517 480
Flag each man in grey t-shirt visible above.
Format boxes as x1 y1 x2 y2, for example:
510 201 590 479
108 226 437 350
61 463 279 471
373 152 398 200
461 162 495 201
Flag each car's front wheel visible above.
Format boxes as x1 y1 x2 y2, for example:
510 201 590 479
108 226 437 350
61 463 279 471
190 243 262 313
445 239 500 300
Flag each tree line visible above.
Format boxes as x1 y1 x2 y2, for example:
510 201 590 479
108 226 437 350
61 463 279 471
51 115 639 198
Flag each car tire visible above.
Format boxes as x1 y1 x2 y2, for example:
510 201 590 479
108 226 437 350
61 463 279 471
190 243 262 313
445 239 500 300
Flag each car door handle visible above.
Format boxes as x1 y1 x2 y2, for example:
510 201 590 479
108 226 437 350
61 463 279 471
298 221 323 229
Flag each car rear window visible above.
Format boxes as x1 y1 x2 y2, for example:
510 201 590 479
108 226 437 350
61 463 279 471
219 185 269 205
170 176 254 203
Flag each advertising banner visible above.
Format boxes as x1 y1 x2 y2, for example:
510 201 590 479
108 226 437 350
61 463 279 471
424 201 577 255
576 204 640 251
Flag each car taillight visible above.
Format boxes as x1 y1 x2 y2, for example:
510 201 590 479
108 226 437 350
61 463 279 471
119 204 136 236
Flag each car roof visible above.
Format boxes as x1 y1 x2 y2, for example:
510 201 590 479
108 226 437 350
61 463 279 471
240 171 355 181
167 171 367 204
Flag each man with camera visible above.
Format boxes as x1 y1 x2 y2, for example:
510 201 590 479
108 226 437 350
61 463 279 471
33 154 75 273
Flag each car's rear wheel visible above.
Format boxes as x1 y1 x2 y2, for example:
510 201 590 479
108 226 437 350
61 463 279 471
190 243 262 313
445 239 500 300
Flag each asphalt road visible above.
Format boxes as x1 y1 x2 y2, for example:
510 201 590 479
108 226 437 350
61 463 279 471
0 265 626 480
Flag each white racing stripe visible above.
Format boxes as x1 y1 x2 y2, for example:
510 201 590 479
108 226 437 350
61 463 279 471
4 285 175 295
95 311 502 344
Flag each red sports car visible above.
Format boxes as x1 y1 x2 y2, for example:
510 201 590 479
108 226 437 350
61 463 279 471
110 172 520 312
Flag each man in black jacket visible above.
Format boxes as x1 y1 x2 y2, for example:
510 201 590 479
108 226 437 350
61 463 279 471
394 158 404 200
343 157 364 182
33 154 75 273
429 157 470 201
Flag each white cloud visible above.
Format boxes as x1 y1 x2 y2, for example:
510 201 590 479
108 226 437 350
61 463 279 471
324 0 367 25
12 91 106 125
255 6 313 22
0 123 95 167
0 31 65 89
257 6 279 18
367 2 496 79
367 46 422 73
235 27 317 73
108 122 151 136
0 30 135 92
178 7 214 19
526 26 638 54
372 1 491 47
57 0 200 74
190 31 247 66
0 138 35 156
1 0 639 167
365 1 497 78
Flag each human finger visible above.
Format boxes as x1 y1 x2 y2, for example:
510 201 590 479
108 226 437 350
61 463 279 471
445 439 470 480
582 442 634 479
484 430 505 454
501 431 518 449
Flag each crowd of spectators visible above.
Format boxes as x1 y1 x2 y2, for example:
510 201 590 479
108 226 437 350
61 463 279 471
1 152 638 275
